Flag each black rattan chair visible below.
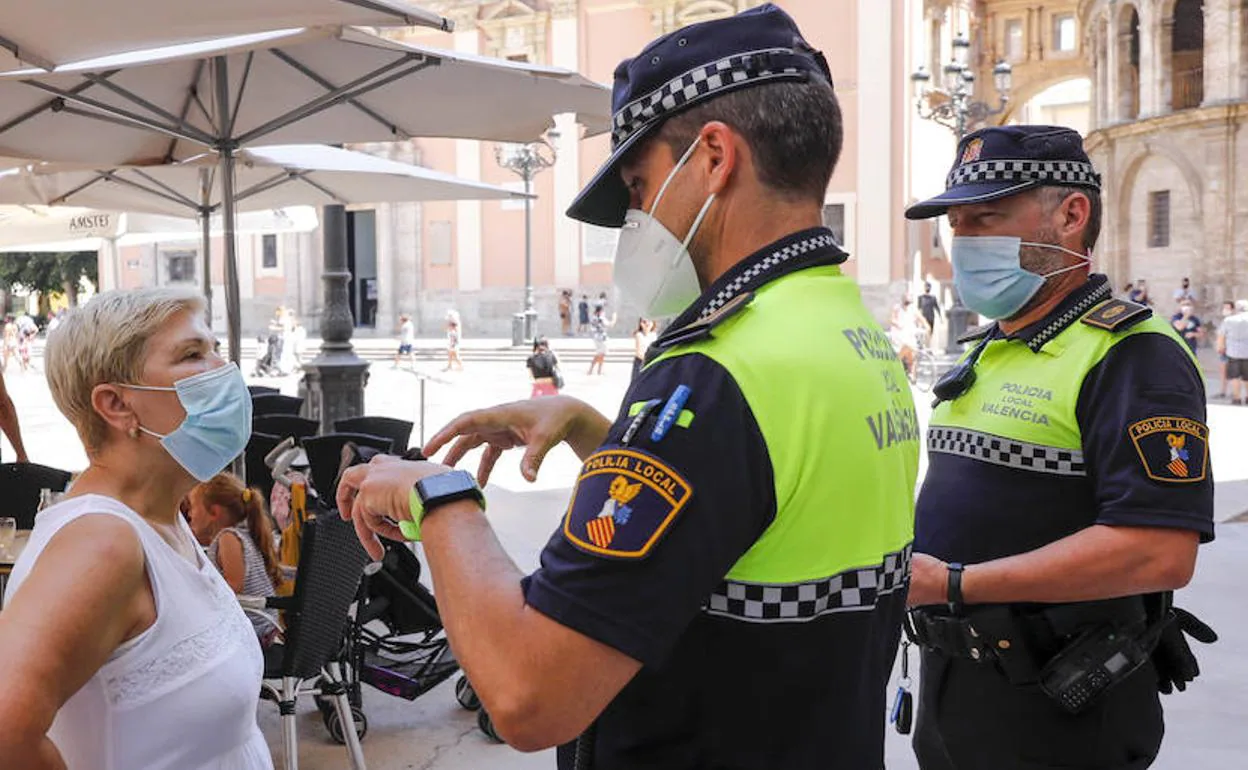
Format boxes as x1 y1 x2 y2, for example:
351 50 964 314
248 512 372 770
0 463 74 529
253 415 320 442
244 432 285 502
302 433 394 500
248 385 280 397
333 417 413 453
251 393 305 418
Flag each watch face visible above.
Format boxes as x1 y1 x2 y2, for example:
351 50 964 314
421 470 476 500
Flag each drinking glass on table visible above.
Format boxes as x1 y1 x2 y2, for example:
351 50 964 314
0 517 16 560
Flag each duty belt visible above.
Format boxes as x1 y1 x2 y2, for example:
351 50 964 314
907 597 1149 685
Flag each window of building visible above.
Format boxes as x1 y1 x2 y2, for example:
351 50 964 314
1005 19 1025 62
1148 191 1171 248
1053 14 1077 52
429 220 453 266
822 204 846 246
506 53 530 63
262 234 278 269
582 223 620 264
165 250 196 283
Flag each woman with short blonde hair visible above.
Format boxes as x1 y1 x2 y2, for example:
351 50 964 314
0 287 273 770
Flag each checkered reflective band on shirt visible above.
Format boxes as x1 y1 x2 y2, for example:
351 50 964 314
928 427 1087 477
946 159 1102 190
698 233 839 319
704 544 912 623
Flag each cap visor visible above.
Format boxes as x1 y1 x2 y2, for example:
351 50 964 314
567 122 658 227
904 180 1041 220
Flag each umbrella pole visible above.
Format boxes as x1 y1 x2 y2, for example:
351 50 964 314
214 56 242 367
199 168 213 330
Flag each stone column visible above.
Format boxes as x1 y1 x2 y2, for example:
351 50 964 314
856 0 895 289
1203 0 1238 104
1107 13 1121 123
1139 7 1161 117
551 0 581 290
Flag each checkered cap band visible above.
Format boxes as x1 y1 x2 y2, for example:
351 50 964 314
699 233 839 319
612 48 802 147
928 427 1086 476
704 544 912 623
946 159 1101 190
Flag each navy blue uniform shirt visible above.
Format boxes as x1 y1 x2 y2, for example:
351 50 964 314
916 274 1214 566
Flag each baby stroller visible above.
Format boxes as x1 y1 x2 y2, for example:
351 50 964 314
268 437 499 743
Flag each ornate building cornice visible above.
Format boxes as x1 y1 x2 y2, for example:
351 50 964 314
643 0 768 35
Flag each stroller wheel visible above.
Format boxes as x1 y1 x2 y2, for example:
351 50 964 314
312 677 334 715
477 709 502 744
324 705 369 745
455 676 481 711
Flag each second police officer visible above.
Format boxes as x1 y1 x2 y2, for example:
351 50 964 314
336 5 919 769
904 125 1217 769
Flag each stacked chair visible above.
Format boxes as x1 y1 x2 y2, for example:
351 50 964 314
0 462 74 530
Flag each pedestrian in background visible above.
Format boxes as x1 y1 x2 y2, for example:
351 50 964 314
587 306 610 376
631 318 657 381
576 294 590 335
394 313 417 370
0 344 27 463
917 281 942 347
1218 299 1248 405
1170 302 1204 355
443 309 464 372
526 337 560 398
1217 300 1235 398
1129 278 1152 305
1173 277 1196 308
558 290 573 337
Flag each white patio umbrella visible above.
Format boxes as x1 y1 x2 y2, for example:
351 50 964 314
0 25 610 361
0 0 450 73
0 145 528 330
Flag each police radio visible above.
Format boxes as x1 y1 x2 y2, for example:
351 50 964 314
1038 625 1151 714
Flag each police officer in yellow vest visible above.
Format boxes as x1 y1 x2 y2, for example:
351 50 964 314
334 5 918 768
903 125 1217 769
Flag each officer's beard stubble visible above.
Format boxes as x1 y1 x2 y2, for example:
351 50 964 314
1010 224 1084 322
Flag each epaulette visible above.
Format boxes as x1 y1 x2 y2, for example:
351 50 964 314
651 292 754 353
1081 298 1152 332
957 321 996 344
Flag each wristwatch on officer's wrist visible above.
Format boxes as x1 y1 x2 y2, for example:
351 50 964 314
946 562 966 615
398 469 485 542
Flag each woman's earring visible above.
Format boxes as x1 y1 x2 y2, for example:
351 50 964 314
128 426 139 439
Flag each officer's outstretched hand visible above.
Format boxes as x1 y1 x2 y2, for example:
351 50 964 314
337 455 449 560
422 396 612 487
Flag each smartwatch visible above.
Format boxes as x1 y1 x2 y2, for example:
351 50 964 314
398 470 485 542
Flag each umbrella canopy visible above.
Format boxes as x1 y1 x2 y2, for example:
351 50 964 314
0 25 609 363
0 26 609 165
0 205 318 252
0 0 450 73
0 144 531 216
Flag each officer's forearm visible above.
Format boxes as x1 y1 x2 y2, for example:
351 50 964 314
421 501 640 751
961 524 1200 604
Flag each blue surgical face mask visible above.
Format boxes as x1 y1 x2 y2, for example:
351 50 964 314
120 363 253 482
950 236 1091 320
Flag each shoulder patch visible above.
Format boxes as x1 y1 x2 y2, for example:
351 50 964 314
562 448 693 560
1082 299 1151 332
1128 417 1209 484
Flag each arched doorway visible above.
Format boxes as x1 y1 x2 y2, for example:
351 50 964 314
1166 0 1205 111
1008 78 1092 135
1119 148 1203 305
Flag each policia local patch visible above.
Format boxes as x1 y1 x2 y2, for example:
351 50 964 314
1129 416 1209 484
563 449 693 559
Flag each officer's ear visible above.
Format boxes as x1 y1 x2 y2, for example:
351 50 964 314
1055 190 1091 247
698 121 738 196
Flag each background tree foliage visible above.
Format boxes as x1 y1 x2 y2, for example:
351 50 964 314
0 251 98 307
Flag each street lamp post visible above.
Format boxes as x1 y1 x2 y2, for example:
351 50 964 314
912 35 1012 354
495 130 558 345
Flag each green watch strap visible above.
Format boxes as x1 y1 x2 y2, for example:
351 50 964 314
400 487 424 542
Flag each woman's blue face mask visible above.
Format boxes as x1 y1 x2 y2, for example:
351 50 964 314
950 236 1090 320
